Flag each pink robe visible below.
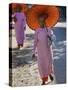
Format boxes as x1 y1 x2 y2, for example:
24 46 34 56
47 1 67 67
13 12 26 45
33 28 53 78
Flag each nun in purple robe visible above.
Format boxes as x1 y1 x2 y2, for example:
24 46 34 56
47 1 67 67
33 17 54 85
13 5 26 49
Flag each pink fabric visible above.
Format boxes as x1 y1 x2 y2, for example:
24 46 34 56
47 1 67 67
33 28 53 78
13 12 26 45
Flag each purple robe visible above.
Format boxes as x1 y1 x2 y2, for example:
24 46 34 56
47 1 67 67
33 28 54 78
14 12 26 45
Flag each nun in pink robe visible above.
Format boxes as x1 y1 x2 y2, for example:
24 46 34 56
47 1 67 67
13 5 26 49
33 17 54 85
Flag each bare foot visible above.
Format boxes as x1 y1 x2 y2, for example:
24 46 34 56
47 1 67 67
41 81 48 85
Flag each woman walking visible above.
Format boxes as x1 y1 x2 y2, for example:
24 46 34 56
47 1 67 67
33 17 54 85
12 5 26 49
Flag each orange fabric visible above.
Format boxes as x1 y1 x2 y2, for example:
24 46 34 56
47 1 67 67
26 5 60 30
42 77 48 82
12 3 17 10
10 3 28 14
19 4 28 14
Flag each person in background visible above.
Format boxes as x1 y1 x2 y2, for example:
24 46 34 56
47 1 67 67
12 5 26 50
32 16 55 85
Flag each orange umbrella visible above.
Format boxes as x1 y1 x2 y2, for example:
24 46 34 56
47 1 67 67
17 4 28 15
10 3 28 14
11 3 17 13
12 3 17 10
26 5 60 30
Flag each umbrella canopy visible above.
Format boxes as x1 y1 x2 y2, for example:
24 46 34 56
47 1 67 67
26 5 60 30
10 3 28 14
